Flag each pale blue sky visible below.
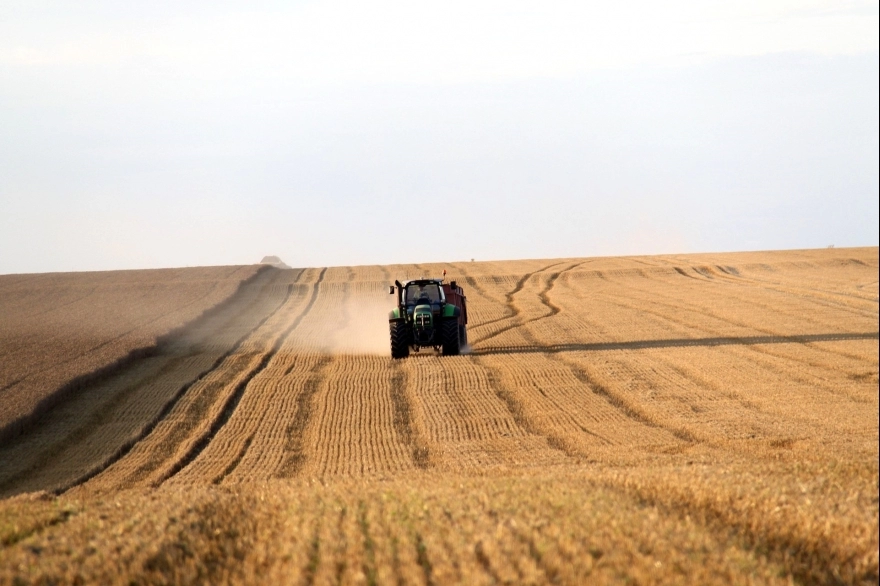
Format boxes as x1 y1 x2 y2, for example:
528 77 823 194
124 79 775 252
1 1 877 273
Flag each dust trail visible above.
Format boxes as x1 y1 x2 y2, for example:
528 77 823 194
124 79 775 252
306 283 397 356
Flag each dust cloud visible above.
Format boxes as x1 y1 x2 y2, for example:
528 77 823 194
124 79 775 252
309 286 397 356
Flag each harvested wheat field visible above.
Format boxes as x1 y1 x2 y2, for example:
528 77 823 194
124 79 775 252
0 247 877 585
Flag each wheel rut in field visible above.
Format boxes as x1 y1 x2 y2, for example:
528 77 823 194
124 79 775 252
639 267 877 363
212 433 255 485
66 277 300 493
1 278 233 401
0 269 273 445
470 262 570 344
475 307 698 452
673 267 701 280
62 269 316 493
156 268 328 486
470 355 584 460
592 267 877 380
556 355 699 443
536 262 589 320
461 262 563 332
276 356 334 478
389 361 431 469
603 286 876 400
473 331 880 355
710 261 879 314
397 354 571 471
0 268 298 498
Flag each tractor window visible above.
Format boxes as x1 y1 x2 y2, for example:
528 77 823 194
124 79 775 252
405 284 441 305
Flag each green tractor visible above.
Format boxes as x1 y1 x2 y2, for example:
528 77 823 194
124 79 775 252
388 276 468 358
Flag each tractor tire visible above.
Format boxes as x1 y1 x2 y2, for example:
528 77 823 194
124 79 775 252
390 321 410 359
441 319 461 356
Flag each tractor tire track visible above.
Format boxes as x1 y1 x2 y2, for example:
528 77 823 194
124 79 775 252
68 269 317 492
212 433 255 485
210 271 373 483
497 266 873 450
401 355 570 472
73 275 298 492
470 262 570 344
2 278 235 394
592 284 876 402
586 264 877 371
472 266 699 454
417 260 696 460
713 261 879 309
444 263 509 330
389 361 431 469
0 268 295 497
0 267 273 445
535 261 591 320
156 268 328 486
473 261 585 346
275 356 334 478
471 355 587 459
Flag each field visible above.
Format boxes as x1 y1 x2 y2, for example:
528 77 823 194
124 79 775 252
0 248 877 585
0 265 264 442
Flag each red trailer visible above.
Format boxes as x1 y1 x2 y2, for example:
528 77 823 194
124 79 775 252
442 280 468 347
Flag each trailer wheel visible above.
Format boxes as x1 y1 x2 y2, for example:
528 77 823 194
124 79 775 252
390 322 410 359
441 319 460 356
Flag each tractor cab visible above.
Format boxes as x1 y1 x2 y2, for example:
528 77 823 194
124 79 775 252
403 281 444 309
398 280 444 347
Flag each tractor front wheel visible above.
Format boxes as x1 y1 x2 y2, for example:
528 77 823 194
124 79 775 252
441 319 461 356
390 321 410 359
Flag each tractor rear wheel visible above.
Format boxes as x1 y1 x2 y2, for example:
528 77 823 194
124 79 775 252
441 319 461 356
390 321 410 359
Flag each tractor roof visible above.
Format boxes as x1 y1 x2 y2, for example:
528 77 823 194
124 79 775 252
403 279 443 286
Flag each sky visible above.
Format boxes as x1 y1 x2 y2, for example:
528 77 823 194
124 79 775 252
1 0 878 273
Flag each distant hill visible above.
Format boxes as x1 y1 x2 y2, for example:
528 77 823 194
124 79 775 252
260 255 291 269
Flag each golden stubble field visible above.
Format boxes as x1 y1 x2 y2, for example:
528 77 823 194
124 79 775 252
0 248 877 585
0 265 263 442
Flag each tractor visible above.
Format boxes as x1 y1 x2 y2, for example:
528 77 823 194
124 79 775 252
388 275 468 358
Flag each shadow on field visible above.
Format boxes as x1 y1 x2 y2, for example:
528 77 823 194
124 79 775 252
473 331 879 355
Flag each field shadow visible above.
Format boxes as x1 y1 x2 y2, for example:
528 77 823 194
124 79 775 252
472 332 879 355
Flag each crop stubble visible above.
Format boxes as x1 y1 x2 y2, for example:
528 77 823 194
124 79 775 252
0 265 265 442
0 247 877 585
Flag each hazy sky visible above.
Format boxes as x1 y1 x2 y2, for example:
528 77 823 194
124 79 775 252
1 1 878 273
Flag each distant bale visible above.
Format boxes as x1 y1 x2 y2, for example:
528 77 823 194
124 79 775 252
260 256 291 269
